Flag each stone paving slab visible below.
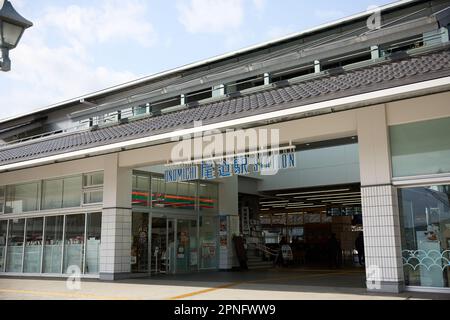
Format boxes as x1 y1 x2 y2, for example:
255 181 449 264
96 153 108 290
0 269 449 300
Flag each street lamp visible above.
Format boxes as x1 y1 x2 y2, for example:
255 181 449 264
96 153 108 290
0 0 32 72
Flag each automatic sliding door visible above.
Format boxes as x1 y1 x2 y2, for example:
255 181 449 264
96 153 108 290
175 219 198 273
148 216 198 275
151 217 168 274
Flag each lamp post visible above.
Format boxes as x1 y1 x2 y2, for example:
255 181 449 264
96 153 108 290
0 0 32 72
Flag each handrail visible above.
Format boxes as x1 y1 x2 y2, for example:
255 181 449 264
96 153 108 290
247 243 279 257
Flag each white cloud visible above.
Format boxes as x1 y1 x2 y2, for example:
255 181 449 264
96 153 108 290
0 0 156 119
43 0 157 48
3 36 136 118
314 9 346 21
176 0 244 34
252 0 266 13
266 26 296 40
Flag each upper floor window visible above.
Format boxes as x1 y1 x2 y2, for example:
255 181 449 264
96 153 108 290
82 172 104 205
390 117 450 178
185 88 213 104
5 182 40 214
83 172 104 188
0 172 104 215
42 176 82 210
227 75 264 93
0 187 4 214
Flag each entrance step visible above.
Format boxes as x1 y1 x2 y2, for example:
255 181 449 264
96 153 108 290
246 253 274 269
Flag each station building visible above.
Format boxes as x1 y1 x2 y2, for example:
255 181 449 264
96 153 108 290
0 0 450 294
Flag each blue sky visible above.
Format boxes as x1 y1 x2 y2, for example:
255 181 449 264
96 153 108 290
0 0 395 119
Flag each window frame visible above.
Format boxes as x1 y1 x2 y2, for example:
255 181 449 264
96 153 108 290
5 180 42 214
0 211 102 276
0 186 5 214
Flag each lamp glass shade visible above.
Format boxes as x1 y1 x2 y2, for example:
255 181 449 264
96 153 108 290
1 20 24 47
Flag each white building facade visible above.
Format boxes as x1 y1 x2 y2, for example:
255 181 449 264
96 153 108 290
0 0 450 294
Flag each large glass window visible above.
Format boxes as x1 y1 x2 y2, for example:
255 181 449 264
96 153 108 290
83 190 103 205
42 176 83 210
82 172 103 205
63 176 82 208
23 218 44 273
0 220 7 271
63 214 85 274
5 182 40 214
199 183 218 214
6 219 25 272
151 175 197 210
132 174 150 207
83 172 104 187
85 213 101 274
390 117 450 177
200 216 218 270
152 176 165 208
399 185 450 288
43 216 64 273
42 179 63 210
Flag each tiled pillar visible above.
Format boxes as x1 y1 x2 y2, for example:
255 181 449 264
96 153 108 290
361 185 404 293
100 208 132 280
357 105 404 293
99 154 133 280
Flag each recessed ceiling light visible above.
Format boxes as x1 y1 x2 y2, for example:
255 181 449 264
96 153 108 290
294 192 360 199
260 200 289 204
307 195 362 201
276 188 351 197
288 205 326 209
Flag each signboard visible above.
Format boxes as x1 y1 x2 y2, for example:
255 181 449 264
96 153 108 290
165 152 296 183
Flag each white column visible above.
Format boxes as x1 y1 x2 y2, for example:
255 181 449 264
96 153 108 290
99 153 133 280
212 84 225 98
314 60 321 73
264 73 271 85
357 105 404 293
371 45 380 59
180 94 186 105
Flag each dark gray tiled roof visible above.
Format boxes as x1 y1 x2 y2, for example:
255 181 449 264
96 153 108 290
1 48 450 166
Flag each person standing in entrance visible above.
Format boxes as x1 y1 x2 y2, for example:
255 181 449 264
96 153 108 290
355 232 365 266
275 236 287 267
327 233 340 269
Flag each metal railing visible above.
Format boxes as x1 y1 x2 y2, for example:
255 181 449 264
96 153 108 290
1 26 447 148
247 242 279 257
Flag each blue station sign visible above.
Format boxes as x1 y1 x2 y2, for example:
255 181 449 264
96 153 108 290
165 152 296 183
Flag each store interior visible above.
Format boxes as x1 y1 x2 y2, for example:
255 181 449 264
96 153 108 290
238 183 364 269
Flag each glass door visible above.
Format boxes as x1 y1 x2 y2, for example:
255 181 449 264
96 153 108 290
149 216 198 275
151 217 167 274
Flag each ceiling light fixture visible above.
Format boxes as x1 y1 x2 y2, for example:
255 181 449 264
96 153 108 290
307 195 362 201
259 200 289 205
276 188 350 196
294 192 361 199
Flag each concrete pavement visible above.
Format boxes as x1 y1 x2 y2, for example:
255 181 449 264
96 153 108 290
0 268 449 300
